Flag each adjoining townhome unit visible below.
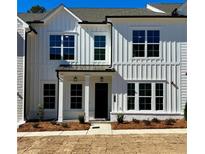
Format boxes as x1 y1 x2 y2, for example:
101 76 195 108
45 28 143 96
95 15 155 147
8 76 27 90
17 2 187 124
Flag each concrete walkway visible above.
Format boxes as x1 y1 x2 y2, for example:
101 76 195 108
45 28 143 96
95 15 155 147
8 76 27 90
18 123 186 137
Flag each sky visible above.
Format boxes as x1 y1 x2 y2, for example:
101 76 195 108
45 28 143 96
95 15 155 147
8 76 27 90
17 0 185 13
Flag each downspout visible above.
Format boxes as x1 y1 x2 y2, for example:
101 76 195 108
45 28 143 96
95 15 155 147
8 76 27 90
106 21 113 68
56 70 59 121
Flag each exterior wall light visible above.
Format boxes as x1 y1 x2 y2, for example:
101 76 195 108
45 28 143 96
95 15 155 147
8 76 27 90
73 76 77 82
100 76 104 82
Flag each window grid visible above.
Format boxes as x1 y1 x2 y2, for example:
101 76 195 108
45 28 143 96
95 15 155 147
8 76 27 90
43 84 55 109
132 30 160 58
70 84 82 109
132 30 145 57
139 83 152 110
155 83 164 110
49 35 75 60
94 35 106 60
127 83 135 110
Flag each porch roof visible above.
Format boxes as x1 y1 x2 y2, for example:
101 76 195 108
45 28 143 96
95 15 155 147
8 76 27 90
56 65 115 72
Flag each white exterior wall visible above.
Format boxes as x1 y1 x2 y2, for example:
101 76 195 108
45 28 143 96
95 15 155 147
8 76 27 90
110 18 187 121
25 9 187 121
26 9 111 119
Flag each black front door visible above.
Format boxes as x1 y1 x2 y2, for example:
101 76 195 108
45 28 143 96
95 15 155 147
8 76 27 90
95 83 108 119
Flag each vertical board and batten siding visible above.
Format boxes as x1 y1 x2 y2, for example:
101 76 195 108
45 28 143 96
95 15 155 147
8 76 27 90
26 9 111 119
17 18 26 124
111 19 187 116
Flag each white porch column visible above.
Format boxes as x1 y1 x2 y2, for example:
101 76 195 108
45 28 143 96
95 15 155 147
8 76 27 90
84 75 90 122
58 77 63 122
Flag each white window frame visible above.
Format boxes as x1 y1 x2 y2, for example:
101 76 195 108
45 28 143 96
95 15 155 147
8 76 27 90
92 32 109 64
132 30 146 57
126 82 165 112
131 28 161 59
48 32 78 62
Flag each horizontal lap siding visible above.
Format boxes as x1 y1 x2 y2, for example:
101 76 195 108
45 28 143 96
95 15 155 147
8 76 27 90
17 20 25 123
112 22 186 113
180 43 187 113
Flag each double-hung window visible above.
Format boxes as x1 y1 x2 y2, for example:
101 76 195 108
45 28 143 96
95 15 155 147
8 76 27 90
127 83 135 110
147 30 160 57
50 35 61 60
155 83 163 110
70 84 82 109
49 34 75 60
139 83 152 110
43 84 55 109
94 35 106 60
132 30 160 58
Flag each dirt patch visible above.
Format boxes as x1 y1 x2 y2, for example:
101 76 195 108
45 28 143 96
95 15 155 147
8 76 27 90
112 119 187 130
17 121 90 132
18 134 186 154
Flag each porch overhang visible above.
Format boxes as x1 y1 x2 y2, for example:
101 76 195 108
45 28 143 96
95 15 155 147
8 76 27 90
56 65 115 72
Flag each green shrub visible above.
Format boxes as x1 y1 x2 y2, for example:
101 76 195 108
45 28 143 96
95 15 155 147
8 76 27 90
117 113 124 123
184 103 187 121
78 114 85 124
151 118 160 123
132 118 140 123
61 122 69 128
143 120 151 126
32 123 39 128
165 119 176 125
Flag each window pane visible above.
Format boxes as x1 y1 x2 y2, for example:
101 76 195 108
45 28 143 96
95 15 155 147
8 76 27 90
147 30 160 43
50 48 61 60
139 83 151 96
133 44 145 57
94 49 105 60
128 97 135 110
156 83 163 96
50 35 61 47
133 30 145 43
63 35 74 47
156 97 163 110
127 83 135 96
147 44 159 57
63 48 74 60
139 97 151 110
94 36 106 47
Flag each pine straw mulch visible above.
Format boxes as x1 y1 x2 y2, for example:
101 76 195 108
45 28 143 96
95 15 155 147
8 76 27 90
112 119 187 130
17 121 90 132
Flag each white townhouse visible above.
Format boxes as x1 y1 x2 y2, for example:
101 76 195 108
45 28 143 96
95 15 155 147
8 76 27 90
17 2 187 124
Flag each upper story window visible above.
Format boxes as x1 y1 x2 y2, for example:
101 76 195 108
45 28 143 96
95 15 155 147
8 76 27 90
50 35 75 60
133 30 145 57
132 30 160 58
94 35 106 60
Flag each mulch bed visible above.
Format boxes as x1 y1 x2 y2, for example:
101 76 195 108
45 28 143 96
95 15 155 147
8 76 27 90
17 121 90 132
112 119 187 130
